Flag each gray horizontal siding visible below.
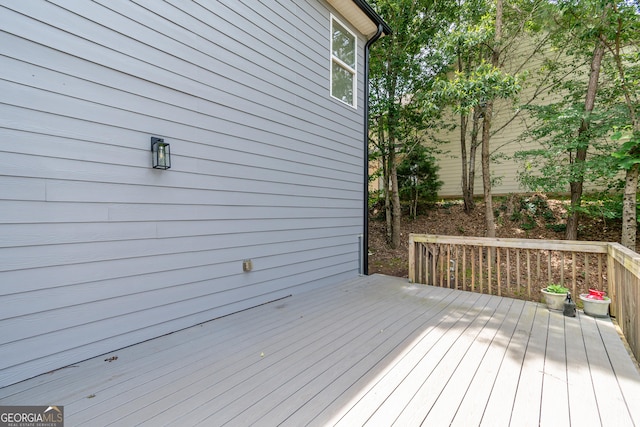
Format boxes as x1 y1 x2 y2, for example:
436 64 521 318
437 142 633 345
0 0 368 387
0 2 362 159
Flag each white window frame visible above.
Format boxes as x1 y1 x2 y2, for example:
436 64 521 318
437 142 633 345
330 15 357 109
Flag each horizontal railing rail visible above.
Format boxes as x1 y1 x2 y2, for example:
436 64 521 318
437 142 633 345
409 234 639 362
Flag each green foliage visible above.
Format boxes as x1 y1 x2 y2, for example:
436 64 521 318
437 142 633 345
612 127 640 171
520 221 536 231
368 189 384 210
369 0 455 128
542 209 556 222
368 0 457 245
494 193 572 232
545 284 569 294
496 194 558 223
432 63 524 115
515 102 621 193
546 223 567 232
515 0 640 224
577 193 640 223
438 200 460 209
397 144 443 214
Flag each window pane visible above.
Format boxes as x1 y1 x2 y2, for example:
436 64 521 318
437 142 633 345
332 21 355 68
332 61 354 105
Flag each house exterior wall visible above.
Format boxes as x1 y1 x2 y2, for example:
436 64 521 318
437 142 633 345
0 0 370 387
435 103 534 198
434 36 549 198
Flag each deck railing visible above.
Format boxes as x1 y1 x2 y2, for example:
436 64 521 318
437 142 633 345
409 234 640 362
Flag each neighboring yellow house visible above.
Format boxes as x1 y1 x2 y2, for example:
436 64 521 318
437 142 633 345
434 36 554 198
368 106 536 198
367 35 557 199
434 104 533 198
368 34 604 201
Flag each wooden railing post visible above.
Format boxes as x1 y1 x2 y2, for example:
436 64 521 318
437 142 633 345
607 246 617 318
409 234 416 283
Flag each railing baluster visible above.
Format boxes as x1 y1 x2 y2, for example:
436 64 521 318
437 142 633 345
462 246 467 291
479 247 484 294
448 245 451 286
438 246 442 287
572 252 577 297
497 248 502 296
471 247 476 292
455 245 459 290
436 247 440 287
598 253 603 290
527 249 531 298
585 253 589 290
413 242 417 283
488 247 492 295
420 243 425 284
516 249 521 291
507 248 511 292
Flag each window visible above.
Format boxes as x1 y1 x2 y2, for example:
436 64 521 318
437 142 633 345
330 16 357 108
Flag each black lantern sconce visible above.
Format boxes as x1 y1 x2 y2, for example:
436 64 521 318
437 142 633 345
151 137 171 169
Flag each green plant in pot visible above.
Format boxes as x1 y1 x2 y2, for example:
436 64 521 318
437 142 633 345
541 284 569 311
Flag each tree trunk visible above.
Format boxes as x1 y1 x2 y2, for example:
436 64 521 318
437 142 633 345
565 159 585 241
460 113 472 212
460 107 483 214
480 0 501 238
481 101 496 238
468 110 481 209
382 151 392 244
565 14 607 241
389 147 402 249
459 46 478 214
621 163 638 252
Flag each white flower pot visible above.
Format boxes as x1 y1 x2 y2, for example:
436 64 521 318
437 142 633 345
579 294 611 318
541 289 567 311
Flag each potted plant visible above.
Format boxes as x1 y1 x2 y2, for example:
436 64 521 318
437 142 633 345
579 289 611 317
541 284 569 311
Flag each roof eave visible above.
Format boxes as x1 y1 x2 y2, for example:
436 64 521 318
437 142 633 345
326 0 392 37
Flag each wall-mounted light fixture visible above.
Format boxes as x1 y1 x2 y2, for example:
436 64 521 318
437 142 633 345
151 137 171 169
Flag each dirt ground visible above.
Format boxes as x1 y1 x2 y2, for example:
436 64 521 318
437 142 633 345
368 195 631 278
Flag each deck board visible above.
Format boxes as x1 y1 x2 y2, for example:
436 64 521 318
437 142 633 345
1 274 638 427
479 301 538 426
287 286 460 426
581 314 635 427
540 310 570 427
595 318 640 423
565 311 601 426
448 298 525 426
421 297 515 425
393 294 504 426
330 290 482 426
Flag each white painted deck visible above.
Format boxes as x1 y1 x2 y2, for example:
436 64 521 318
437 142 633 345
1 274 639 426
